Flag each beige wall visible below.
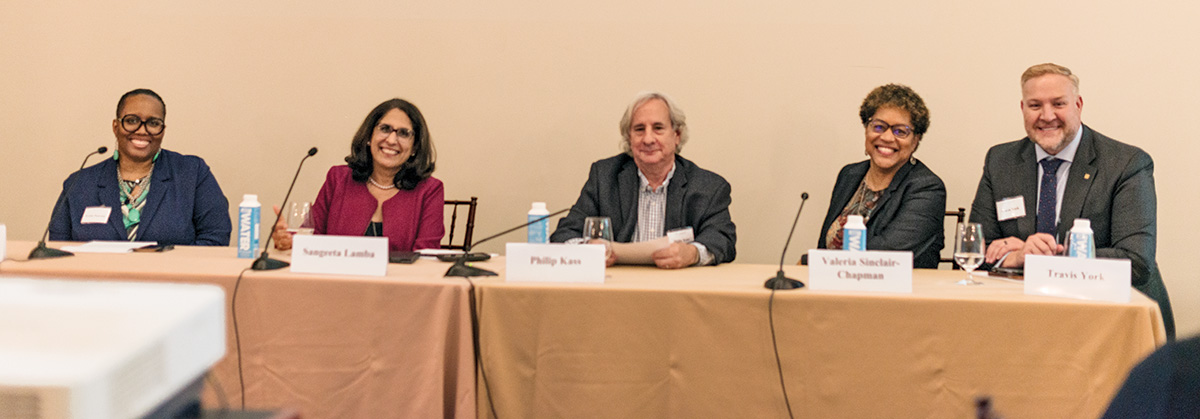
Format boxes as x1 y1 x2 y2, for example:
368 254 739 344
2 1 1196 335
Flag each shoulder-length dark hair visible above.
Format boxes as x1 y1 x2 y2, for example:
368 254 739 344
346 98 436 190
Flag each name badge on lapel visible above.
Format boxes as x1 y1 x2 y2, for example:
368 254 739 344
995 197 1025 222
81 206 112 224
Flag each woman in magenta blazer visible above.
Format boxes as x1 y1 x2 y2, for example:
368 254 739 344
275 99 444 252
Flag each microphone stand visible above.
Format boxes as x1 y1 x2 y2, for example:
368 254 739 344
765 192 809 290
30 146 109 260
445 208 570 278
252 147 318 271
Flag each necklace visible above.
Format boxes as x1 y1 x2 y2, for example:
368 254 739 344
368 177 396 190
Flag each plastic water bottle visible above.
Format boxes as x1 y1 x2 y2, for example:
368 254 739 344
1067 218 1095 258
843 215 867 251
237 194 261 258
527 202 550 243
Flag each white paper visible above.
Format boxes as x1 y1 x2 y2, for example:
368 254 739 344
612 237 671 265
417 248 465 255
61 241 158 253
0 224 6 261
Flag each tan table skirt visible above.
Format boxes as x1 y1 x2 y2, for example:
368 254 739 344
2 240 476 419
473 262 1164 419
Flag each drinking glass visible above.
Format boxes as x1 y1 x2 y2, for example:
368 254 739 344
954 222 985 285
286 202 314 235
582 216 613 242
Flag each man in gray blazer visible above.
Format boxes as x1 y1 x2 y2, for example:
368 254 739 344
970 63 1174 339
551 91 736 269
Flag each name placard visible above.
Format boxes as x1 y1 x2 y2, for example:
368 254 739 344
1024 255 1131 303
807 249 913 293
1 224 6 261
291 235 388 277
505 243 605 283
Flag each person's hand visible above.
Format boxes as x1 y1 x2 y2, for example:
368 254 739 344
985 236 1024 264
1023 233 1063 257
587 239 617 267
271 205 292 250
652 242 699 269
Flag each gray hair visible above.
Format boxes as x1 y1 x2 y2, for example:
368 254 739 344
618 91 689 154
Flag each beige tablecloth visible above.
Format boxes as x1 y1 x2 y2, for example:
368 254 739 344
474 263 1165 419
2 241 476 419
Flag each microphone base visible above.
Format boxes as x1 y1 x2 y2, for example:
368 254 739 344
251 256 290 271
764 270 804 290
444 260 498 278
29 242 74 260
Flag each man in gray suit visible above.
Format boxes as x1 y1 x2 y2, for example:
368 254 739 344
970 63 1174 338
551 91 736 269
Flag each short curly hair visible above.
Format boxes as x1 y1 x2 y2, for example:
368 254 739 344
858 84 930 138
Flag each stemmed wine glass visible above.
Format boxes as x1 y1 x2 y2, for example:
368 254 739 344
954 222 985 286
286 202 314 235
583 216 613 259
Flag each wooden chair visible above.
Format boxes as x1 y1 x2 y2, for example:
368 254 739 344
442 197 478 250
940 207 967 268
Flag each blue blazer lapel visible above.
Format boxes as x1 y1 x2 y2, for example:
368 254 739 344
616 160 640 242
96 159 127 239
1057 126 1098 241
136 153 171 240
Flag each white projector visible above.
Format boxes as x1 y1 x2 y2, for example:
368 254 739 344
0 277 226 419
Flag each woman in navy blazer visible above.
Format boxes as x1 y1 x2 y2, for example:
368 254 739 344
48 89 231 246
812 84 946 268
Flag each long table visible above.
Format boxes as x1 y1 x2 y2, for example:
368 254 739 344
1 241 476 419
3 241 1165 418
473 264 1165 419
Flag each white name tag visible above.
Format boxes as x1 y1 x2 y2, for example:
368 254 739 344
996 197 1025 221
505 243 605 283
0 224 6 262
666 227 694 242
807 249 913 293
1024 255 1131 303
81 206 112 224
291 235 388 277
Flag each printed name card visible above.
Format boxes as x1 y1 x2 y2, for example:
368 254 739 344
505 243 605 283
807 249 913 293
291 235 388 277
1024 255 1131 303
0 224 6 261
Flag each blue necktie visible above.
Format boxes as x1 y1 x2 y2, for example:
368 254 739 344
1037 157 1064 235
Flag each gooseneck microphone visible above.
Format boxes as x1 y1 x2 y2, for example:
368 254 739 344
252 147 318 271
764 192 809 290
444 208 570 277
29 146 110 260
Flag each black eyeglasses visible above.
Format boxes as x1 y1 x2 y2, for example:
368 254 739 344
119 115 166 135
866 119 914 139
376 124 414 140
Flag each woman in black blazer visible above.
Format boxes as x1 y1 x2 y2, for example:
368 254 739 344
812 84 947 268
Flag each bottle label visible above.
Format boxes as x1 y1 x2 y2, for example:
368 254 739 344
1068 232 1094 259
238 206 261 258
527 215 549 244
843 228 866 251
